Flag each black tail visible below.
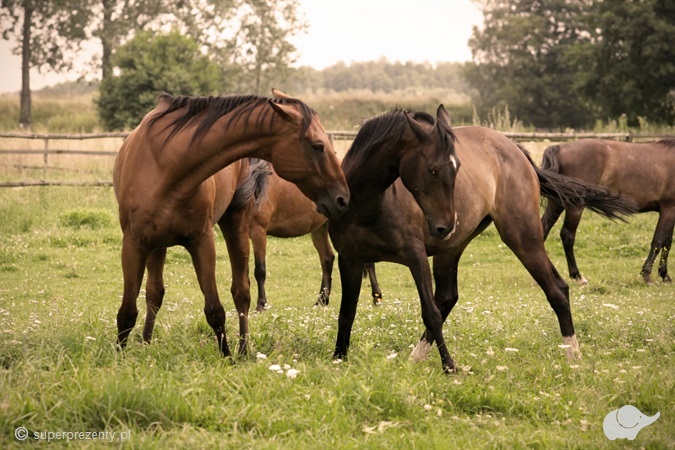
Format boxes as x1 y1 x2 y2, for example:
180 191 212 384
230 158 272 210
540 144 561 173
515 144 637 221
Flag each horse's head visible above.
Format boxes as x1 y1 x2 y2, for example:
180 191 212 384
398 105 460 240
266 89 349 218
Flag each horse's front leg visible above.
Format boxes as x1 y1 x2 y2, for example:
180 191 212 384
117 236 148 349
412 252 461 363
333 254 364 360
311 223 334 306
408 252 455 374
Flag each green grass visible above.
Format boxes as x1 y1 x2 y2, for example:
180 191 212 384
0 187 673 449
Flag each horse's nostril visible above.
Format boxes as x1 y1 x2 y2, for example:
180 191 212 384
436 226 448 237
336 195 349 210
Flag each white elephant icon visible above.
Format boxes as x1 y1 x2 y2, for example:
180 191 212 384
603 405 660 440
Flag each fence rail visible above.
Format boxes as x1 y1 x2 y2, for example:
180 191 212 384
1 131 673 188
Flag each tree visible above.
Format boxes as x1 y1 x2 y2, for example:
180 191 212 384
465 0 595 129
0 0 90 128
226 0 307 94
96 30 222 130
571 0 675 125
91 0 238 82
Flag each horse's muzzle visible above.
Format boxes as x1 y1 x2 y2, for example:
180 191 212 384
316 194 350 218
429 213 458 241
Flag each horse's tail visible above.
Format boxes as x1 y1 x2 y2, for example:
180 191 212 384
540 144 561 173
515 144 637 221
231 158 272 210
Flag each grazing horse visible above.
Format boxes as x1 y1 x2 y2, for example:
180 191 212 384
541 139 674 284
113 90 349 357
249 164 382 311
329 109 636 373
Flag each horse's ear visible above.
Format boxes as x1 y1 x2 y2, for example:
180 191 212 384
405 112 430 143
437 104 451 127
271 88 292 100
268 99 296 123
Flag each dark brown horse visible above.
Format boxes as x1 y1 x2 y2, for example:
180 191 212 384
329 111 636 373
541 138 674 284
249 165 382 311
113 90 349 357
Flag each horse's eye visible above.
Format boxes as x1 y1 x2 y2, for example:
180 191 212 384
428 167 437 176
312 143 325 153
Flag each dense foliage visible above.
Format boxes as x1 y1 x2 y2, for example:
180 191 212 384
466 0 675 128
96 31 222 131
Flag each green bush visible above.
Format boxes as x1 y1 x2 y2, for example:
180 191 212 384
97 29 222 131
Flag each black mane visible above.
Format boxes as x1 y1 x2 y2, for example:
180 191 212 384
342 109 456 173
148 92 316 146
656 138 675 148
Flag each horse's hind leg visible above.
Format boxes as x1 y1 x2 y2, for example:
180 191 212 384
186 233 230 357
219 206 253 355
250 223 269 311
494 216 581 361
117 237 148 348
311 223 334 306
559 208 587 284
364 263 382 305
643 208 675 283
541 200 564 240
142 248 167 343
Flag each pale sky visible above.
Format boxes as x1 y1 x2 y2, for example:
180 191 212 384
0 0 483 93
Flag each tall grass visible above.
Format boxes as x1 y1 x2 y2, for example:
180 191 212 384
0 186 672 448
0 93 100 133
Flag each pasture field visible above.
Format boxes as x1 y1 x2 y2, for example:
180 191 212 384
0 186 673 449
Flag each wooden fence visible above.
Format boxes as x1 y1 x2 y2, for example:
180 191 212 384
1 131 673 188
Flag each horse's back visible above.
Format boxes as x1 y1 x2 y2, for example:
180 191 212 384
453 126 540 209
552 139 674 209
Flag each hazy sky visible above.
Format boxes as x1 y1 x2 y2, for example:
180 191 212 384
0 0 483 93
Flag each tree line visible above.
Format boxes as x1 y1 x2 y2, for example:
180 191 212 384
2 0 674 131
1 0 305 129
465 0 675 129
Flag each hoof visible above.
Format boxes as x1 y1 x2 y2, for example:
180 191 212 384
410 340 432 362
443 364 457 375
563 335 582 361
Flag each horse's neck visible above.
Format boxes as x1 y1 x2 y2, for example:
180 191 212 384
168 117 278 199
344 150 399 215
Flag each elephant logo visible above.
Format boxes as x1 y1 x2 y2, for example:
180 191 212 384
603 405 660 440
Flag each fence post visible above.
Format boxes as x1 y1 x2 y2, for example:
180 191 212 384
43 137 49 179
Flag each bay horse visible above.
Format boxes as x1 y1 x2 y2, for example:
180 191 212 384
113 89 349 357
249 164 382 311
329 108 636 373
541 138 674 284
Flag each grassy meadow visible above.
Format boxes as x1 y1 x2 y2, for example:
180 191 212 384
0 91 673 448
0 182 673 449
